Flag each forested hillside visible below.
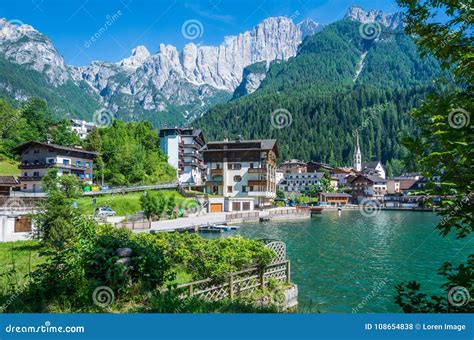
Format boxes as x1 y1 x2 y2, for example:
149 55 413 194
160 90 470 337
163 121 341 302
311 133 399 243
197 20 442 175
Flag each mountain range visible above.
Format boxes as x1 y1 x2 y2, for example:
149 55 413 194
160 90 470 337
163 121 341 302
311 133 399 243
0 13 324 125
0 5 441 171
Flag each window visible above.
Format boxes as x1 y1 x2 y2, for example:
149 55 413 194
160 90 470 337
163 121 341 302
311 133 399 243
227 186 233 193
250 163 254 169
249 186 254 192
63 159 70 165
243 202 250 211
33 149 39 154
233 175 242 182
33 172 39 177
242 186 247 192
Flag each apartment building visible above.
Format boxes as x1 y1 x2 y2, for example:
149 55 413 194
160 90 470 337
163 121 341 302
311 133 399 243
202 138 278 211
159 128 206 185
278 172 324 194
12 141 98 192
70 119 96 140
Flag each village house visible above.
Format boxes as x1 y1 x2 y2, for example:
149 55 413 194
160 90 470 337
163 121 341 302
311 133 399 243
307 161 333 173
317 192 352 206
360 161 386 179
12 141 98 193
280 159 307 174
159 128 206 186
332 167 356 186
0 176 20 196
349 174 387 203
202 138 278 212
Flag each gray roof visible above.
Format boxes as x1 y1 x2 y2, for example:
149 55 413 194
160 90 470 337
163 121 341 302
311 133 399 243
366 175 387 183
0 176 19 186
362 161 382 169
205 139 277 150
12 141 99 156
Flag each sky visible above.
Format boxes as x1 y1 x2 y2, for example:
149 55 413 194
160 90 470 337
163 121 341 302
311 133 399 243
1 0 401 66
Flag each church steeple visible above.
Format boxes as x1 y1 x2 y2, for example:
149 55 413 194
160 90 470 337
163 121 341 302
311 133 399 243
353 131 362 171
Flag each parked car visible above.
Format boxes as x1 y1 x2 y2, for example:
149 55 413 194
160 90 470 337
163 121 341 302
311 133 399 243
95 206 117 217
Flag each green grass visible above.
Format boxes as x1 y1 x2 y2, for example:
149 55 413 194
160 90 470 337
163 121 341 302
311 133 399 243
0 241 45 288
0 157 19 176
75 190 194 216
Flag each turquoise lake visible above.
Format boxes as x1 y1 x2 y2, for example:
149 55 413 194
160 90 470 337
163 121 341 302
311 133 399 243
204 210 473 313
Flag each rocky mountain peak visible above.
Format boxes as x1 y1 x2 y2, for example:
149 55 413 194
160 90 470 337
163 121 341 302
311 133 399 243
345 5 404 30
118 45 151 71
0 18 69 86
297 18 323 39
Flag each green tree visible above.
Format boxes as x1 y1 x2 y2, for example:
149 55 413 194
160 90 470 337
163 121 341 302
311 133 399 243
140 191 167 224
50 119 82 147
33 169 83 247
395 0 473 313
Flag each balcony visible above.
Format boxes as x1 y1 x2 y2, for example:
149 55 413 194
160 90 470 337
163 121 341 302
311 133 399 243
183 152 203 160
248 167 267 174
182 143 199 149
19 162 54 169
210 169 223 176
206 179 223 185
18 176 42 181
248 180 268 186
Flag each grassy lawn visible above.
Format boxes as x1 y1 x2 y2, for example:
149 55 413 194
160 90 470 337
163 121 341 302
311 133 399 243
0 241 45 289
0 157 19 176
75 190 195 216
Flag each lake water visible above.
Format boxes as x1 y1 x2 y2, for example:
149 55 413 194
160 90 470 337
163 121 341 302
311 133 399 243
204 210 473 313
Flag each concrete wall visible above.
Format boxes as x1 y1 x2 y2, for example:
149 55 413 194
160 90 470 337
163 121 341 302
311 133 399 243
0 212 34 242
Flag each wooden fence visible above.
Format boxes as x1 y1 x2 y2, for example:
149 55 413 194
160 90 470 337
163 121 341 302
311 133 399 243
162 241 290 301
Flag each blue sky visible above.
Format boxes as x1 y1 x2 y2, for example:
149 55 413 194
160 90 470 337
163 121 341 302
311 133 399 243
1 0 401 66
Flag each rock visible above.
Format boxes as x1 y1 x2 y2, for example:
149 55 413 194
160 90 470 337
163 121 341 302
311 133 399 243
116 247 133 258
345 5 404 30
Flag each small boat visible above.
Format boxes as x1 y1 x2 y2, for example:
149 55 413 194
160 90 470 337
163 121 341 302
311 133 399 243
199 224 233 233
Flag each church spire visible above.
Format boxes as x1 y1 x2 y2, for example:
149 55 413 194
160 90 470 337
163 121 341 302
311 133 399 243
353 131 362 171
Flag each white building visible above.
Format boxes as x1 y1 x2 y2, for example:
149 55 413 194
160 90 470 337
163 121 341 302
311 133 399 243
70 119 96 140
203 138 278 211
159 128 206 185
278 172 324 194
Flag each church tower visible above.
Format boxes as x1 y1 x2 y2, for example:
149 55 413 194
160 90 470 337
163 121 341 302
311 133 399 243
353 131 362 171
